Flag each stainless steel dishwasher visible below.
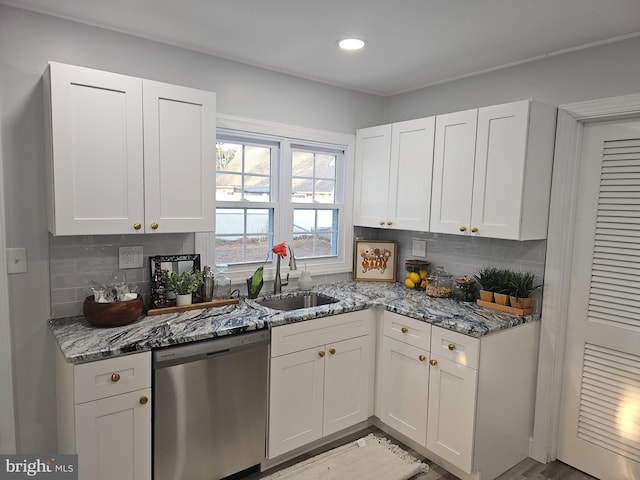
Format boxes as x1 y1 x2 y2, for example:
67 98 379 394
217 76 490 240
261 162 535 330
153 329 270 480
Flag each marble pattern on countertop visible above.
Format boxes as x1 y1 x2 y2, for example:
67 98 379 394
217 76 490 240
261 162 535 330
49 302 268 364
50 280 539 364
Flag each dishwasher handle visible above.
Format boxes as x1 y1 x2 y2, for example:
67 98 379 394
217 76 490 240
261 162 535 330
153 329 270 369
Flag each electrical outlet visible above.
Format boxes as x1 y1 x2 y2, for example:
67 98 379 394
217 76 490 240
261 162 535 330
6 247 27 274
119 246 144 269
411 239 427 258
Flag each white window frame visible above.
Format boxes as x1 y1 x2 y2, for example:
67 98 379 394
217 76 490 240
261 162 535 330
196 114 356 285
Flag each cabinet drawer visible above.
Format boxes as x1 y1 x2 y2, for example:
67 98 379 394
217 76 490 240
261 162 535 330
271 311 372 357
431 327 479 369
74 352 151 404
383 311 431 350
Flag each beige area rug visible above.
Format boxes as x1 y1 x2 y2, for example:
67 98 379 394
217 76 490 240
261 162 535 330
263 433 429 480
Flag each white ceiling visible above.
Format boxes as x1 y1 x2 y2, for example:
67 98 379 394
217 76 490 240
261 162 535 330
2 0 640 96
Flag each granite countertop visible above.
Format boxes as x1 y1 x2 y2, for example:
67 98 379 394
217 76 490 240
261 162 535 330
49 281 539 364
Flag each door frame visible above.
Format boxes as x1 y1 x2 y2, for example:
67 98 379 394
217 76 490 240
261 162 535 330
0 110 17 453
530 93 640 463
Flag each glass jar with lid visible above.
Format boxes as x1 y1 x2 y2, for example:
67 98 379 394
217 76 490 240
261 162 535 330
404 260 430 290
452 276 476 302
213 264 231 299
426 266 453 298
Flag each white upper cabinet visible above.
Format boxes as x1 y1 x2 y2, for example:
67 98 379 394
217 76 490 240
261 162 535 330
431 100 556 240
354 117 435 231
44 62 216 235
430 109 478 235
142 80 216 234
353 124 392 228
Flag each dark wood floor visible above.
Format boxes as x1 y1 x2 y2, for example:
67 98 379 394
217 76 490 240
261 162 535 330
244 427 597 480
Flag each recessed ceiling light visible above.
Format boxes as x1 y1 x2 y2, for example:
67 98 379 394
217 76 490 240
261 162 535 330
337 38 367 51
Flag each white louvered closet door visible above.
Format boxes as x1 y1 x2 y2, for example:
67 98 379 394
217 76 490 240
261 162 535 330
558 119 640 480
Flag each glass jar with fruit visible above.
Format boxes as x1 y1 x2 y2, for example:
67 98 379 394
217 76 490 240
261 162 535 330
404 260 430 290
426 266 453 298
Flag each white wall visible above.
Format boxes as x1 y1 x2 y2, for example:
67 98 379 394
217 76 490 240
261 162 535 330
384 36 640 122
0 5 383 453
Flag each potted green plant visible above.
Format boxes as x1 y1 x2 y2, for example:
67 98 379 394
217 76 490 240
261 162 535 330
473 266 501 302
507 271 539 309
492 268 513 306
162 269 203 306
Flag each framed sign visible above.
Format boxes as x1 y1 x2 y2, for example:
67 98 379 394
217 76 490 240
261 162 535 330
354 240 397 282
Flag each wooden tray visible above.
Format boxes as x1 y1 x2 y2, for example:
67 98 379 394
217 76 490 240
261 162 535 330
147 298 239 316
476 299 533 316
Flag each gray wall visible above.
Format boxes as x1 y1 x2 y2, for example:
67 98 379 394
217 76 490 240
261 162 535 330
383 36 640 122
2 3 640 456
0 5 382 453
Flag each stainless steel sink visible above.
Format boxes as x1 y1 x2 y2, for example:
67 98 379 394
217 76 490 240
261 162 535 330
255 293 339 311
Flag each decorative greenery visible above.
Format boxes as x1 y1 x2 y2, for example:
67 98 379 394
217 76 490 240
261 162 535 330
473 266 503 293
162 269 203 295
247 242 288 298
507 271 540 298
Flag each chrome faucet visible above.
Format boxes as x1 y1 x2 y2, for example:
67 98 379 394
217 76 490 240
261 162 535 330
274 245 297 294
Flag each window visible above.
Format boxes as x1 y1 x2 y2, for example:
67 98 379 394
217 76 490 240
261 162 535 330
291 146 339 258
198 118 354 283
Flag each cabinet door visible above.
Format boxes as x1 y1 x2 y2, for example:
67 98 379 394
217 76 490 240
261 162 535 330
142 81 216 233
353 124 392 228
387 117 435 231
379 336 429 445
269 347 325 458
323 336 373 436
75 388 151 480
471 101 529 239
430 109 478 235
427 355 477 473
46 62 145 235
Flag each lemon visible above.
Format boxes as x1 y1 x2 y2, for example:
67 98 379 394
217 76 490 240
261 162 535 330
408 272 420 284
419 269 428 279
404 278 415 288
420 280 427 288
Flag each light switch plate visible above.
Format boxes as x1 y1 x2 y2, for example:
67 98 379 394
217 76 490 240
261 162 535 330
7 247 27 274
412 239 427 258
119 246 144 269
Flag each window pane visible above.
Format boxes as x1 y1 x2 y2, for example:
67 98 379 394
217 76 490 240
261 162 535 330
317 210 335 230
216 142 243 172
292 178 313 202
292 209 338 259
245 145 271 175
215 208 273 264
216 172 242 201
292 151 313 177
316 154 336 179
293 209 315 233
215 208 244 235
314 179 335 203
216 235 270 264
316 232 336 256
244 175 271 202
246 208 271 234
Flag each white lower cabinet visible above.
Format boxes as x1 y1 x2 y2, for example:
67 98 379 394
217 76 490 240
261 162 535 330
377 311 540 480
268 311 374 459
426 348 478 472
56 350 151 480
378 314 431 445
